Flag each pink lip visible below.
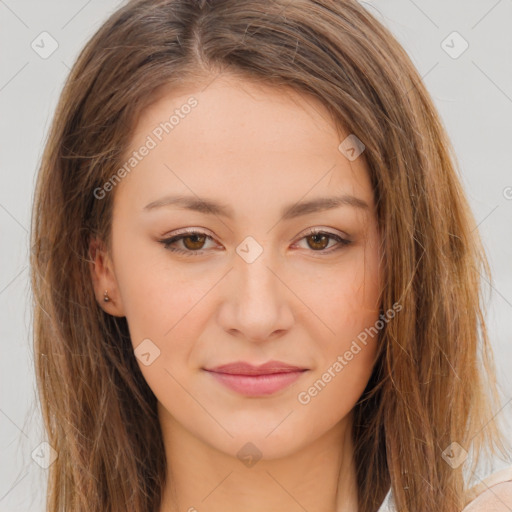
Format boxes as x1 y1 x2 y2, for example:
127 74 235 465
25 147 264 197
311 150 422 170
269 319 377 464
204 361 308 396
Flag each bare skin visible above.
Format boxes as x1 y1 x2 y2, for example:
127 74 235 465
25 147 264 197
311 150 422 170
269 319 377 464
90 74 382 512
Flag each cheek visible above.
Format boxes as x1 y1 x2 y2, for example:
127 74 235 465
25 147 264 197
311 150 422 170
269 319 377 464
118 272 211 385
303 243 381 340
115 257 208 405
294 245 381 416
111 225 206 339
111 242 224 398
297 265 381 421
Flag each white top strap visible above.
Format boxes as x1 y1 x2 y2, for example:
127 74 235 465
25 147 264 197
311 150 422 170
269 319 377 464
376 487 394 512
464 465 512 505
376 465 512 512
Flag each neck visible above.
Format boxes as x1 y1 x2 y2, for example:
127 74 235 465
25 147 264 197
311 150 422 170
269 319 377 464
158 406 359 512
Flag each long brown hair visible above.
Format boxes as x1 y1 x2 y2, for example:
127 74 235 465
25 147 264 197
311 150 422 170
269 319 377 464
30 0 510 510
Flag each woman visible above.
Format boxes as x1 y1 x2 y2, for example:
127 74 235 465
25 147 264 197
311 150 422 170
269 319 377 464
30 0 512 511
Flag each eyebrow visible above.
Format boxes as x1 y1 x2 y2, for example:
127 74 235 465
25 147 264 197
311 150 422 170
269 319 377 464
143 193 369 220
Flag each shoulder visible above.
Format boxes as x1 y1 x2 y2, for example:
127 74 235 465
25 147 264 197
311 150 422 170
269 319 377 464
462 466 512 512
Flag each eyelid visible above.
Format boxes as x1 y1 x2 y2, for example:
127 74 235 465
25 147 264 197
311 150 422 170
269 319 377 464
165 226 215 238
297 226 350 240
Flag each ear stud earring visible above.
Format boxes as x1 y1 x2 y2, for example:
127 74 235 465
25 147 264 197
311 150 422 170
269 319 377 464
103 290 110 303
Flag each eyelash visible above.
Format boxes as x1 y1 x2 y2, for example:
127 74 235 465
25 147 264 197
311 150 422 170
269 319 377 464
159 228 352 257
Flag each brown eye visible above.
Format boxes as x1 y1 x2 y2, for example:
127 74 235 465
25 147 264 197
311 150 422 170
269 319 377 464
159 231 215 256
182 234 207 250
294 229 352 254
306 233 330 251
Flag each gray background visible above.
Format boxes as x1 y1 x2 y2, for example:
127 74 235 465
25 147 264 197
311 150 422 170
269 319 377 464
1 0 511 510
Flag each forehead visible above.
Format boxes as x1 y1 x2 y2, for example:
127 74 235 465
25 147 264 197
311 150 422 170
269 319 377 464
119 74 374 213
136 75 340 155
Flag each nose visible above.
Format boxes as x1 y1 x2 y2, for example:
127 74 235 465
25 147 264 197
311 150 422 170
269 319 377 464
217 247 295 343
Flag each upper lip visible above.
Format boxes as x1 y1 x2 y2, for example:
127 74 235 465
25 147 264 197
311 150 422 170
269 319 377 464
205 361 307 375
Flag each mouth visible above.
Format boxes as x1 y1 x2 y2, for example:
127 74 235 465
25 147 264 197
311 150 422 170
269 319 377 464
203 361 309 396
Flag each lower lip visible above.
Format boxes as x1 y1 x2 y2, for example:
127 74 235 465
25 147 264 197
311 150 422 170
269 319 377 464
206 370 306 396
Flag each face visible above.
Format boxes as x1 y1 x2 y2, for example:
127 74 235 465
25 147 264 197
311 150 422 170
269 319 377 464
92 74 382 460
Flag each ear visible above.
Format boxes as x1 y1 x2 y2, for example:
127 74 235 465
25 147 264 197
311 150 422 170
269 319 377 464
88 237 126 317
